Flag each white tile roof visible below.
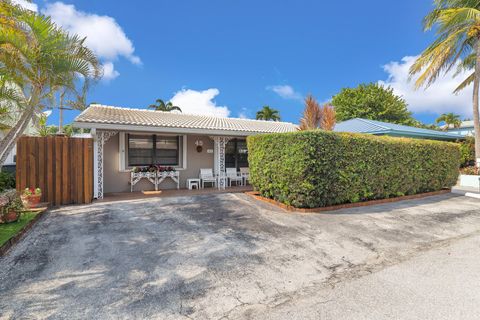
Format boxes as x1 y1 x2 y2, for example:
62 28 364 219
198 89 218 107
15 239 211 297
74 104 298 135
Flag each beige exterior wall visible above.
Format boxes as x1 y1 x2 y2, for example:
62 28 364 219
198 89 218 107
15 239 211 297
103 133 218 193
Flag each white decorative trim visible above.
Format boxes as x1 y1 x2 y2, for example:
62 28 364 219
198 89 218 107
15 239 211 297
95 130 118 199
210 136 233 190
92 128 98 198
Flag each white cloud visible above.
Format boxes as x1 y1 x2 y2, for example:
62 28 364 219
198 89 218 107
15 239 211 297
170 88 231 117
267 85 303 101
41 2 141 81
102 62 120 81
11 0 38 11
380 56 472 117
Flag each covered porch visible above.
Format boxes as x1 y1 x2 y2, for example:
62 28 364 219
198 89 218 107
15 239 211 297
93 130 249 199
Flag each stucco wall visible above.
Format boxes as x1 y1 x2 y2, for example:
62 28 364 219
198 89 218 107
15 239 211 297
103 133 216 193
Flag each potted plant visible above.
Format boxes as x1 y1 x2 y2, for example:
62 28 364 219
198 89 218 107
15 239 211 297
21 187 42 208
0 194 8 224
2 194 24 223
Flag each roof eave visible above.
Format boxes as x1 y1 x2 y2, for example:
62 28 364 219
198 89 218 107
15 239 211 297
72 121 286 137
383 130 463 140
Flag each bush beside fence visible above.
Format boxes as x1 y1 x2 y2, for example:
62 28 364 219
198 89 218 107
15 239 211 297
247 130 460 208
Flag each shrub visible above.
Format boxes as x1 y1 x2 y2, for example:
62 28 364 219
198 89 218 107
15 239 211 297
0 172 15 193
247 130 461 208
458 137 475 167
460 166 479 175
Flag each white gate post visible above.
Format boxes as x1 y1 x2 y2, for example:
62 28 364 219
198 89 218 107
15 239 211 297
211 136 232 190
94 130 118 199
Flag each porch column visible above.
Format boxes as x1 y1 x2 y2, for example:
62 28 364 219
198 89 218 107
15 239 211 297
210 136 232 189
94 130 118 199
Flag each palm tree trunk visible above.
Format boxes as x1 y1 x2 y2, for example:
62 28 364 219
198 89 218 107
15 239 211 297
0 107 32 158
58 91 65 133
473 40 480 167
0 108 34 167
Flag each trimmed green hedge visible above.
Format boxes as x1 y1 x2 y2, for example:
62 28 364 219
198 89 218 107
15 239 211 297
247 130 460 208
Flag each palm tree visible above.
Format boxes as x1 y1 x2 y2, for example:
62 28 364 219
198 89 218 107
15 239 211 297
256 106 280 121
409 0 480 165
436 112 462 130
299 95 322 130
37 115 57 137
0 2 101 166
148 99 182 112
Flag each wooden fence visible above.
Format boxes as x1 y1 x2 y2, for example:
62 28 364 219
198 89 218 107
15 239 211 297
16 136 94 206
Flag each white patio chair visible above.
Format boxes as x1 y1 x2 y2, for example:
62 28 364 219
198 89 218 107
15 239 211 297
240 167 250 185
199 168 216 188
226 168 243 187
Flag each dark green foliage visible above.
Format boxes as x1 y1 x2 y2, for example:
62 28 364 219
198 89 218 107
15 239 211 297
458 137 475 167
0 172 15 192
248 130 460 208
331 83 418 126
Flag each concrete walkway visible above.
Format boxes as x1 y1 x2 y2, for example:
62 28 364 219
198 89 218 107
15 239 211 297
0 193 480 319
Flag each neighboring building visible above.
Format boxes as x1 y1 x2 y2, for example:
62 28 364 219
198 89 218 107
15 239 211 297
334 118 463 141
0 110 52 172
73 104 298 198
446 120 475 137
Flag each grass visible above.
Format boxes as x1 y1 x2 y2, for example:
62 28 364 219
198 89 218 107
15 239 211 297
0 212 37 247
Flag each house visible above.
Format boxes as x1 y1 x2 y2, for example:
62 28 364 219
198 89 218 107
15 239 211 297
334 118 463 141
73 104 298 199
446 120 474 137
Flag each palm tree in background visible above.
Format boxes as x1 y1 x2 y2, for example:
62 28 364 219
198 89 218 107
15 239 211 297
436 112 462 130
148 99 182 112
0 1 102 166
410 0 480 165
256 106 280 121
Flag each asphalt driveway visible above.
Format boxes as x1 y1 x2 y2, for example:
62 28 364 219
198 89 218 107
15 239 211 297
1 193 480 319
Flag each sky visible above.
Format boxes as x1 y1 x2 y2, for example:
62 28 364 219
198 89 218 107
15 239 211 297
15 0 475 126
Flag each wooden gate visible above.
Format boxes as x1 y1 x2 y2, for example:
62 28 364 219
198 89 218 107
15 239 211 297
16 136 94 206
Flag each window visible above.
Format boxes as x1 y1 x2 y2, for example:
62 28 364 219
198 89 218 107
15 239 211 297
225 139 248 170
128 134 179 166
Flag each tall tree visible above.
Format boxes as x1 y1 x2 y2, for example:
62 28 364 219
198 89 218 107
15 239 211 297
299 95 322 130
331 83 417 125
148 99 182 112
0 1 101 166
256 106 280 121
410 0 480 165
436 112 462 129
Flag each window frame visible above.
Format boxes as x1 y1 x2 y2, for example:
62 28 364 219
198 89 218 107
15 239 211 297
125 133 182 168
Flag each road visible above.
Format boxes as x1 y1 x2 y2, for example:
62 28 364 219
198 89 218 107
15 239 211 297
0 193 479 319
